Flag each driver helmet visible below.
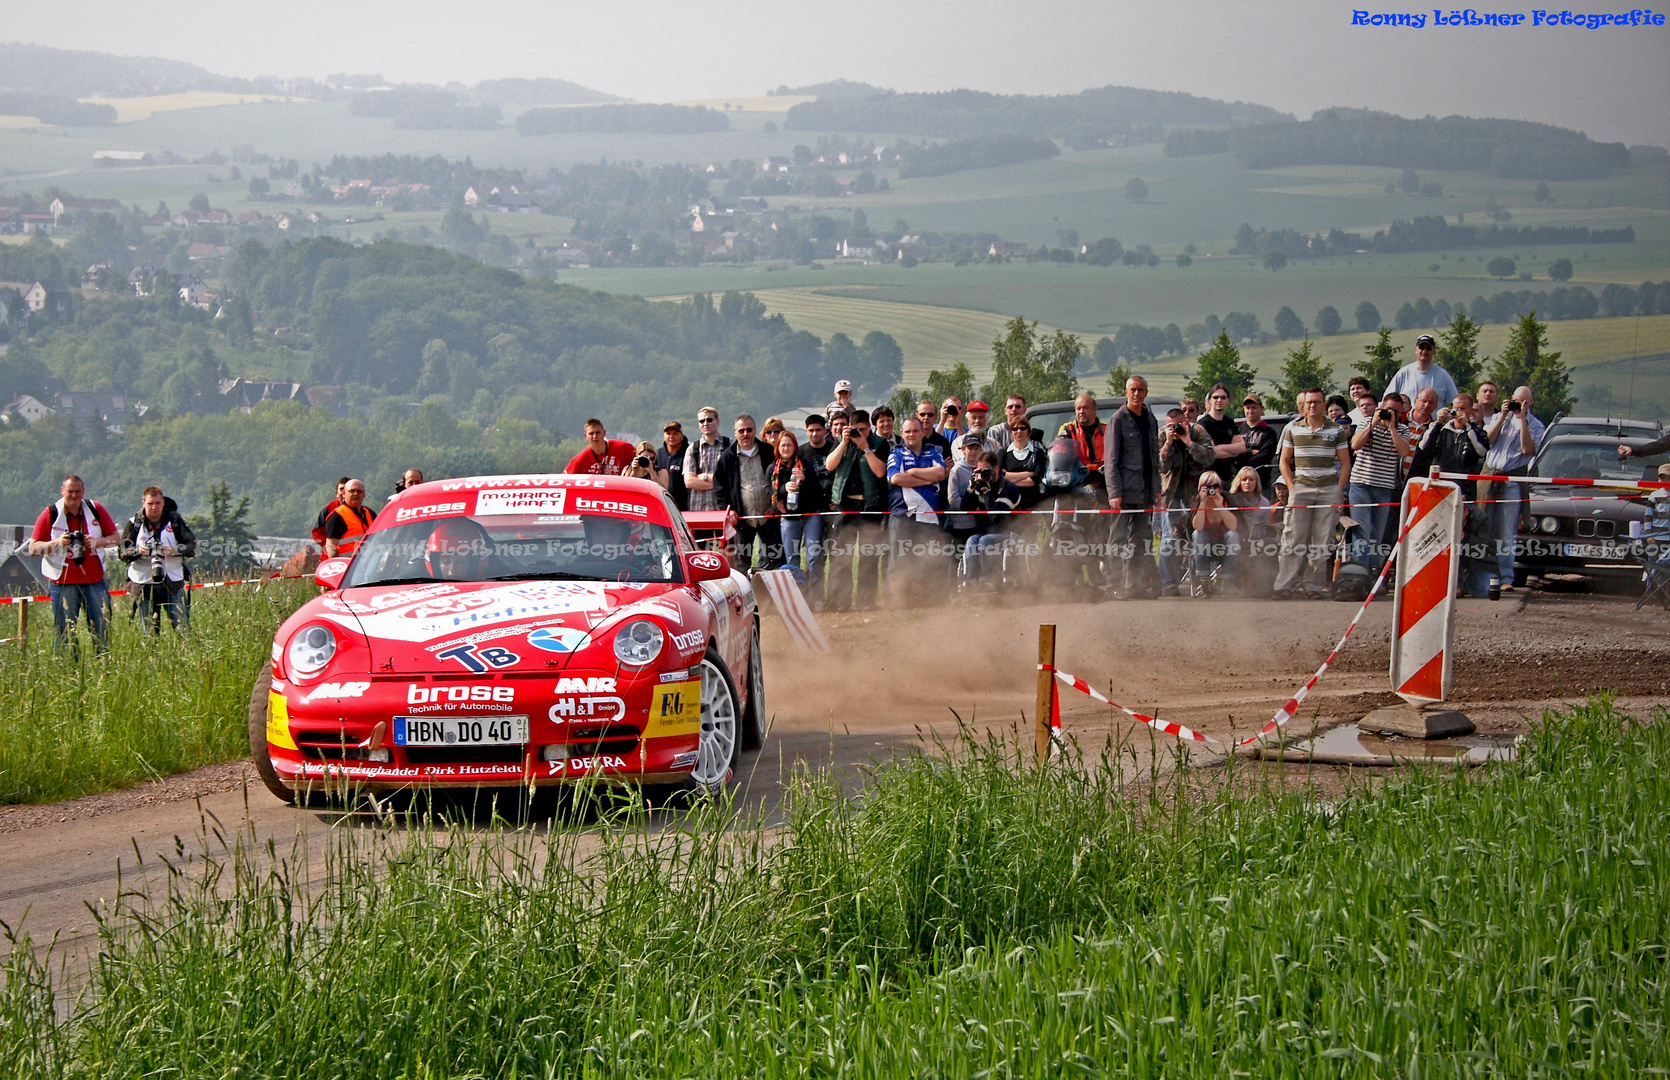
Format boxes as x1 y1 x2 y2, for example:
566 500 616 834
1045 435 1086 490
425 519 491 579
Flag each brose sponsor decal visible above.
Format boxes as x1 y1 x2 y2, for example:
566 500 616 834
573 495 650 517
671 629 705 651
301 681 371 703
647 679 700 736
394 501 467 523
408 684 515 705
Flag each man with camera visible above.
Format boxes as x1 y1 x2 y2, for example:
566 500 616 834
1347 393 1412 575
1411 393 1493 595
947 438 1023 586
29 476 119 650
1157 403 1216 596
394 468 424 495
825 408 891 611
120 485 197 633
1482 384 1544 590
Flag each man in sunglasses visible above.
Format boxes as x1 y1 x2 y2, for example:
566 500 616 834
681 406 733 513
1198 383 1248 486
986 394 1031 456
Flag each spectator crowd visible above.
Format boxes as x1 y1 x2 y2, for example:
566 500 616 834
510 333 1571 608
31 332 1667 654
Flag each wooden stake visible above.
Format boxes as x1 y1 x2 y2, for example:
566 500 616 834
16 598 26 651
1035 624 1055 768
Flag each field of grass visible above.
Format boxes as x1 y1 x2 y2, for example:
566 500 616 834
4 697 1664 1076
747 287 1044 383
78 93 315 124
0 577 312 805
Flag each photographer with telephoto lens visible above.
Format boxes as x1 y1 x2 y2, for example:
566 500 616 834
29 475 119 651
120 485 197 633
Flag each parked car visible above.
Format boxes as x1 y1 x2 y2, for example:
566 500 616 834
249 475 764 804
1541 413 1663 444
1514 434 1667 582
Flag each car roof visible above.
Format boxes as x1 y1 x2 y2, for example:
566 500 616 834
395 474 667 499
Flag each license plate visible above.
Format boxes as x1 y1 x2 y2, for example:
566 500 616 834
394 715 529 746
1564 542 1630 560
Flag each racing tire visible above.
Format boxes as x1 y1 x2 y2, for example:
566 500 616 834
739 618 765 751
247 667 296 806
690 644 743 797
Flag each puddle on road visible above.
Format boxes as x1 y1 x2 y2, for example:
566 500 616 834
1257 722 1518 766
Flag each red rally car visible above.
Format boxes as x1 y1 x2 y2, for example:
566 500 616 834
248 474 764 803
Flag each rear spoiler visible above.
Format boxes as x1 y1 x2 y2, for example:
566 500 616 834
682 510 732 550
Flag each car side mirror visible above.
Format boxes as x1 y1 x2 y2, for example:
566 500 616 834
314 557 350 590
683 549 731 584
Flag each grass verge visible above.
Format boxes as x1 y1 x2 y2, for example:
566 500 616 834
0 577 313 805
3 697 1666 1076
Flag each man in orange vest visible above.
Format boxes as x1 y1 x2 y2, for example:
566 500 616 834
324 479 376 557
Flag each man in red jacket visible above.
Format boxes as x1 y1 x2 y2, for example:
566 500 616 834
566 419 637 475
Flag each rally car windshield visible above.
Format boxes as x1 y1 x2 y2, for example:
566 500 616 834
341 513 682 588
1535 445 1667 484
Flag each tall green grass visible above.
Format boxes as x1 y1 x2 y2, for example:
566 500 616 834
0 578 313 804
4 698 1666 1077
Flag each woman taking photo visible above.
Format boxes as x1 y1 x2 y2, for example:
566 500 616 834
769 430 827 588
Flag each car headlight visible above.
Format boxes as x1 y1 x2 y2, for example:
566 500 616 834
287 624 337 677
613 619 664 666
1539 516 1560 534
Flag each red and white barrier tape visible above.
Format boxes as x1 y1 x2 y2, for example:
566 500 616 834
1234 526 1410 748
1438 470 1667 491
1040 664 1218 745
0 571 308 606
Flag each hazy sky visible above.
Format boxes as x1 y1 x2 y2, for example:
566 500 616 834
23 0 1670 144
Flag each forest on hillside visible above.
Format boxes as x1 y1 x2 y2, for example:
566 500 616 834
0 238 903 530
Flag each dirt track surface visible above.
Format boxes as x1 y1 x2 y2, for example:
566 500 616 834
3 588 1667 974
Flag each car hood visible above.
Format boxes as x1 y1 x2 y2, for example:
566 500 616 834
305 578 702 675
1523 483 1653 523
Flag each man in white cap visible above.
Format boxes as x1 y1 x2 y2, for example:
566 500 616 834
826 380 854 423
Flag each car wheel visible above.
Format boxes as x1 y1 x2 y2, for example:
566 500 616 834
739 618 765 751
247 667 296 805
691 645 742 796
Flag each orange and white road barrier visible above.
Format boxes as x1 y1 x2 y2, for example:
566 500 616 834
1390 471 1464 704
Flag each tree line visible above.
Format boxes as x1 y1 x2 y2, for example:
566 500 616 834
785 85 1288 142
896 135 1060 178
515 104 730 136
1229 110 1630 180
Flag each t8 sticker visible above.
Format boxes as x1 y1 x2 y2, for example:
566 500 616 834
435 644 521 673
647 679 701 737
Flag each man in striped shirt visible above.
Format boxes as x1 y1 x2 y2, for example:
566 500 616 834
1275 388 1352 598
1347 393 1411 575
